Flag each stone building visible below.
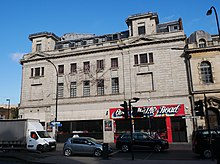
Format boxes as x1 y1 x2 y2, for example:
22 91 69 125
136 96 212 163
19 12 192 143
185 30 220 129
0 104 18 119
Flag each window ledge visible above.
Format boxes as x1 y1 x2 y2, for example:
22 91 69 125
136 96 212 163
69 72 77 75
29 76 44 79
110 67 119 71
134 63 154 67
28 99 43 102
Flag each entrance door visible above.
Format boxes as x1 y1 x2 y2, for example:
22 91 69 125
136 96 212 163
171 117 187 142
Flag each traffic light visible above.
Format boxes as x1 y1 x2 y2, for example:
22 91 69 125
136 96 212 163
120 101 128 119
132 107 143 118
194 100 204 116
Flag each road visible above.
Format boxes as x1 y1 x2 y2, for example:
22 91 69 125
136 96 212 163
0 143 216 164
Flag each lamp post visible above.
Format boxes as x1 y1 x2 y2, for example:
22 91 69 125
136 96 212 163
206 6 220 39
6 99 10 119
46 59 58 139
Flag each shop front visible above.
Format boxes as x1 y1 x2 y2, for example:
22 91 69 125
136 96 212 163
110 104 187 143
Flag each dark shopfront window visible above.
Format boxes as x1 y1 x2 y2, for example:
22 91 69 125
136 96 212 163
115 117 167 139
57 120 103 142
115 119 131 133
134 117 166 133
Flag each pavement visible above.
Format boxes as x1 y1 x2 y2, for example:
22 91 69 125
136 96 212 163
0 143 217 164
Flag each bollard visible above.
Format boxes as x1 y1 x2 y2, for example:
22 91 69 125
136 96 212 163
102 143 109 160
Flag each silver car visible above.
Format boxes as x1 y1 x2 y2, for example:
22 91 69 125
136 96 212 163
63 137 112 157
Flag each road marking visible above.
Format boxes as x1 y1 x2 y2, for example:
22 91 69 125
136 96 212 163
144 152 153 160
110 150 120 156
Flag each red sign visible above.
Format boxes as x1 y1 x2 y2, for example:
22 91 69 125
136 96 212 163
109 104 185 119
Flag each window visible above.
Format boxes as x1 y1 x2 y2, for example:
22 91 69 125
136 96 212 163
113 34 118 40
36 44 42 51
138 26 146 35
72 138 80 144
112 77 119 94
30 132 38 140
200 61 213 84
35 68 40 77
81 40 86 46
149 53 154 63
97 59 104 72
199 39 206 48
134 55 138 65
97 79 104 95
58 83 64 98
140 54 148 64
94 38 99 44
107 36 113 41
83 61 90 73
174 26 178 30
31 67 45 77
70 63 77 73
134 53 154 65
41 67 44 76
69 42 75 48
83 81 90 96
31 68 34 77
58 65 64 75
111 58 118 68
70 82 77 97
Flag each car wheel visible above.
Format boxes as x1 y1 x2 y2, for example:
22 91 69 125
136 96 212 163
203 149 212 159
94 149 102 157
154 145 162 152
64 148 72 157
121 145 129 153
37 145 44 152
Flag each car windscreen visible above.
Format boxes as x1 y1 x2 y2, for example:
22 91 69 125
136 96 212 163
37 131 51 138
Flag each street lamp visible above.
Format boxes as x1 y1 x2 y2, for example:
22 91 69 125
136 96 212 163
206 6 220 39
6 99 10 119
46 59 59 139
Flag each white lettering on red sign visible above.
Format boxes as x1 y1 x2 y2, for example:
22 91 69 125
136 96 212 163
156 105 180 116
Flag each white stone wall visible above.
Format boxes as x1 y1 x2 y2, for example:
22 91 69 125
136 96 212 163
20 14 193 143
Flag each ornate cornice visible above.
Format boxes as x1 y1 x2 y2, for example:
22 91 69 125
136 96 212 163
21 33 186 64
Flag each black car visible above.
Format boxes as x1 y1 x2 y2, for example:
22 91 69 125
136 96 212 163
192 129 220 159
116 132 169 152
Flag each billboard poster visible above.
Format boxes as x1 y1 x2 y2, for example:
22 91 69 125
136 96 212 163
104 120 112 131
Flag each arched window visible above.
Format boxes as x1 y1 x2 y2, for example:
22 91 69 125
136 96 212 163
200 61 213 84
198 39 206 48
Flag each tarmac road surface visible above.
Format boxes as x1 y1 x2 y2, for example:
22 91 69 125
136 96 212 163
0 143 217 164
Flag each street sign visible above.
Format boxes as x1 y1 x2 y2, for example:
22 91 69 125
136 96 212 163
57 123 62 127
50 121 61 127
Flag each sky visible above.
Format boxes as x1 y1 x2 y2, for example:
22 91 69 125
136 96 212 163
0 0 220 105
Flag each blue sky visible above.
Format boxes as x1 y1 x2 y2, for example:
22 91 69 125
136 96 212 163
0 0 219 105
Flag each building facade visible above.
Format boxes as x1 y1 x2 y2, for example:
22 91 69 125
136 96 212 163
19 12 193 143
185 30 220 130
0 104 18 119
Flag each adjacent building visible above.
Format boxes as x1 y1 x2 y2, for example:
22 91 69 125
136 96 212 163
0 104 18 119
185 30 220 129
19 12 193 143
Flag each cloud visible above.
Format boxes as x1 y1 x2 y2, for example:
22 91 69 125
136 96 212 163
11 52 25 62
